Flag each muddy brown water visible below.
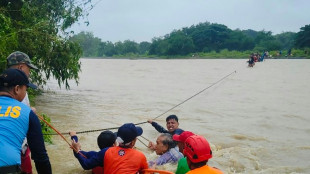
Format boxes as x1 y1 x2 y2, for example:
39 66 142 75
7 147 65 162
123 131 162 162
34 59 310 173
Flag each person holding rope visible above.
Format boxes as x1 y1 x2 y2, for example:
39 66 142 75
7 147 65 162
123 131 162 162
69 130 117 174
7 51 39 174
71 123 148 173
148 133 183 168
0 69 52 174
147 115 184 150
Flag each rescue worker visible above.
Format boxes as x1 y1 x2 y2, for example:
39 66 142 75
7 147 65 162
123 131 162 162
184 135 223 174
6 51 39 174
0 69 51 174
71 123 148 173
173 131 195 174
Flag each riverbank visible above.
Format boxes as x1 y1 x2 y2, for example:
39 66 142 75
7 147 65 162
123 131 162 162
82 56 310 59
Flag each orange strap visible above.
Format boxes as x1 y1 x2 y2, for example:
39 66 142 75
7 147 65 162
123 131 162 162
37 114 87 158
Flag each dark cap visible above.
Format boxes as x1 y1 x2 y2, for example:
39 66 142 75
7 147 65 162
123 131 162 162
0 68 37 89
173 131 195 142
116 123 143 144
7 51 38 70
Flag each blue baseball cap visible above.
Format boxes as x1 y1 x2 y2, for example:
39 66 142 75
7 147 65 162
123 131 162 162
117 123 143 144
0 68 37 89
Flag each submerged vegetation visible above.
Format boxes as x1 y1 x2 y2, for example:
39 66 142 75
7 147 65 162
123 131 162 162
71 22 310 59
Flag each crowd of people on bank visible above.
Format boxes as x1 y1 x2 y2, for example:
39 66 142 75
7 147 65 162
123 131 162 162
0 51 223 174
248 49 296 67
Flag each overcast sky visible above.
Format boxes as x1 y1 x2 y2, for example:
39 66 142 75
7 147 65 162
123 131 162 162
70 0 310 43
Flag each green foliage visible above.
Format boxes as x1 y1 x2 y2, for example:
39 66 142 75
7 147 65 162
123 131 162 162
139 41 151 54
0 13 18 70
40 113 54 144
69 21 309 58
0 0 92 89
166 31 195 55
295 24 310 48
70 31 101 57
275 32 296 50
290 48 310 58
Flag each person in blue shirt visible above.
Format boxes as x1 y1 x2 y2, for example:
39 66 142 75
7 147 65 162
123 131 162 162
147 115 184 150
69 130 117 174
148 133 183 168
0 68 51 174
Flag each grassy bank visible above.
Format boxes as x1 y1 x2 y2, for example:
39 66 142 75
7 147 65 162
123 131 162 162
82 48 310 59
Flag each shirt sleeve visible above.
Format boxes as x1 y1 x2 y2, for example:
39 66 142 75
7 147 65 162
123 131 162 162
155 152 171 165
74 147 109 170
174 129 184 135
151 122 169 133
27 111 52 174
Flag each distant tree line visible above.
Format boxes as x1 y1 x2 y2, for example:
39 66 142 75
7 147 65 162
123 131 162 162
70 22 310 58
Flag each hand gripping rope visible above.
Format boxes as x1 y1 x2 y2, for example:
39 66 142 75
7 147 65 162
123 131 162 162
43 70 236 136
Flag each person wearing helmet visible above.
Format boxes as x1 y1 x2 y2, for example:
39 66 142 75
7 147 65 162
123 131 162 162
172 131 195 174
183 135 223 174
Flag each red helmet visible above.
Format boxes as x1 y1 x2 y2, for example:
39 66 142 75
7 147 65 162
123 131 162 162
183 135 212 163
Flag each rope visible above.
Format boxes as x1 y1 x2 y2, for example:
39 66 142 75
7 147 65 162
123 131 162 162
135 70 237 124
137 138 148 148
38 115 87 158
140 135 151 142
43 70 236 135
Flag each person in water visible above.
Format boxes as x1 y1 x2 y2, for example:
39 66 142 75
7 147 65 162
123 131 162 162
148 133 183 168
173 131 195 174
71 123 148 173
147 115 184 150
70 130 117 174
248 53 255 67
184 135 223 174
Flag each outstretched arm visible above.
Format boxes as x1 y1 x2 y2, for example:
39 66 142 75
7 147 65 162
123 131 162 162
27 111 52 174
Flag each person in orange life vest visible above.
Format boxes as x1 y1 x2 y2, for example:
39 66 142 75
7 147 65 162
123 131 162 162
184 135 223 174
147 115 184 150
173 131 195 174
69 130 117 174
71 123 148 174
7 51 39 174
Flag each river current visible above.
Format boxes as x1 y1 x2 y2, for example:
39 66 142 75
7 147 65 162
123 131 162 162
34 58 310 174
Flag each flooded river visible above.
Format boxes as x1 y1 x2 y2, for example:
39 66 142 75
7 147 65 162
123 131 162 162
34 58 310 174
